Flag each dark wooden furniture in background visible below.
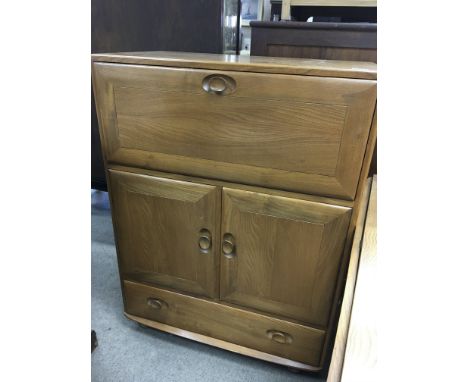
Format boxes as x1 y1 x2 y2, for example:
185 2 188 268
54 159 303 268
91 0 224 190
251 21 376 62
280 0 376 21
269 0 376 22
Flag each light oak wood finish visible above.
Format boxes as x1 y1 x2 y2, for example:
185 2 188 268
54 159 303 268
281 0 377 21
91 52 377 372
220 188 351 326
93 61 376 199
108 170 221 298
123 280 325 366
327 177 373 382
91 51 377 80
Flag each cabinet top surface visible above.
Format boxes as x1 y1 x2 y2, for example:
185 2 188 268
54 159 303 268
91 51 377 80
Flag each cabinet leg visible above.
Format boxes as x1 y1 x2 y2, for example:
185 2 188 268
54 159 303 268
91 330 98 352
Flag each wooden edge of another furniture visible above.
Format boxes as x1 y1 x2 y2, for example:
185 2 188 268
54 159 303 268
281 0 377 21
327 175 376 382
124 312 321 372
249 21 377 32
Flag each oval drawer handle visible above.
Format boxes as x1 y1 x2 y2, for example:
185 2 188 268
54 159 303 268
267 330 293 344
146 297 168 310
202 74 236 95
222 233 236 259
199 228 212 253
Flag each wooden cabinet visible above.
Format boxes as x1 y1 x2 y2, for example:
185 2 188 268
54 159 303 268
92 52 377 371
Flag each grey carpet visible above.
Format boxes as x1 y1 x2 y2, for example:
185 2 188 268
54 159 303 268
91 190 326 382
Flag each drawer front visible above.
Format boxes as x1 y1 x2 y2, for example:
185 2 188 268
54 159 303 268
93 63 376 200
123 280 326 367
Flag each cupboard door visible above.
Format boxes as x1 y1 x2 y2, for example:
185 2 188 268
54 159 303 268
220 188 352 326
109 170 220 298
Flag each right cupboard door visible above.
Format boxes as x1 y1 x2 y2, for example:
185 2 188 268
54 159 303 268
220 188 352 327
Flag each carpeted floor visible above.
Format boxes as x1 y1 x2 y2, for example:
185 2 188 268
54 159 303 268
91 190 327 382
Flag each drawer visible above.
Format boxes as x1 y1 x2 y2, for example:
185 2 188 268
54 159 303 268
123 280 326 367
93 63 376 200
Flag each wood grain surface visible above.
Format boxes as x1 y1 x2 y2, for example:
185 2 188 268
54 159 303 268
114 86 346 176
108 170 221 298
220 187 352 327
91 52 378 372
125 312 321 372
92 62 376 200
107 163 354 208
123 280 326 367
91 51 377 80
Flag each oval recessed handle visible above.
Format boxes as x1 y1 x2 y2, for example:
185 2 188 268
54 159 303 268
267 330 293 344
202 74 236 95
222 233 236 259
199 228 212 253
146 297 168 310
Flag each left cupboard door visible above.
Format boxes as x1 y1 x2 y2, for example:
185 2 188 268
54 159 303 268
108 170 221 298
